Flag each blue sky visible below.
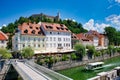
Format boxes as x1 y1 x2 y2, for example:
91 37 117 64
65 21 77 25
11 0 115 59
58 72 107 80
0 0 120 32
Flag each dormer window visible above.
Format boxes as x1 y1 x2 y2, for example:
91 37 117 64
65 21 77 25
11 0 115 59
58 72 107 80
66 28 68 31
60 24 64 27
29 26 32 29
57 27 60 30
36 27 38 30
46 25 53 29
61 28 64 30
31 30 35 34
38 31 42 35
24 29 28 33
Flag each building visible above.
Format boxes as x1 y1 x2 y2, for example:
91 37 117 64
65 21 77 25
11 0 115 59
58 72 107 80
0 31 8 48
40 22 72 53
12 22 73 54
12 22 46 53
76 33 93 46
85 30 107 47
71 33 79 48
31 12 60 22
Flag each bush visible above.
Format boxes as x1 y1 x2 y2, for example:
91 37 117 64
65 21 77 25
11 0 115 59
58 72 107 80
62 54 69 61
71 53 77 60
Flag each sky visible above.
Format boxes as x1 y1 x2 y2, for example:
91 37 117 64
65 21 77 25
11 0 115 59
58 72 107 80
0 0 120 33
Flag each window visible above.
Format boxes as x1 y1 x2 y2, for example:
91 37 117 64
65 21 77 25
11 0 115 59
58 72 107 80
34 38 36 41
38 38 40 41
46 37 48 41
50 43 52 47
58 38 61 41
42 38 44 41
16 45 18 48
34 44 36 47
31 30 35 34
69 44 70 47
43 44 45 47
64 38 65 41
50 37 52 41
54 43 56 47
46 43 48 47
22 37 25 41
28 45 30 47
30 26 32 29
1 41 4 44
28 37 30 42
58 44 62 47
15 37 18 41
64 43 65 47
24 29 28 33
50 32 52 34
54 37 56 41
36 27 38 30
38 31 42 35
23 44 25 47
38 44 40 47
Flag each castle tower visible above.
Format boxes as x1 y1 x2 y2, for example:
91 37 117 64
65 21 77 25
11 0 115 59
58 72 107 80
55 12 60 21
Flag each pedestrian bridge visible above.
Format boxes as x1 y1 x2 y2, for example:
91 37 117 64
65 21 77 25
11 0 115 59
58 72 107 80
8 60 72 80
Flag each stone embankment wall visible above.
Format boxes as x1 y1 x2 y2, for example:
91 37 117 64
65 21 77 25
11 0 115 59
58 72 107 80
51 53 120 70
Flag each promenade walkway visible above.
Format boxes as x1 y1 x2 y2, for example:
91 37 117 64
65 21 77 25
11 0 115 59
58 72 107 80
12 61 51 80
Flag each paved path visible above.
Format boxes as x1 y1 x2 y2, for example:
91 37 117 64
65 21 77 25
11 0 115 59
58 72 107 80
16 61 49 80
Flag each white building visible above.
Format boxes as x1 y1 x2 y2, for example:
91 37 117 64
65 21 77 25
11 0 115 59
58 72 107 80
40 22 72 53
12 22 73 54
0 31 8 48
12 23 46 53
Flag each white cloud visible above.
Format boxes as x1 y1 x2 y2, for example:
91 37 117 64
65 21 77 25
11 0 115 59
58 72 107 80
107 0 120 9
106 14 120 30
115 0 120 3
2 24 6 27
83 19 110 33
0 24 6 29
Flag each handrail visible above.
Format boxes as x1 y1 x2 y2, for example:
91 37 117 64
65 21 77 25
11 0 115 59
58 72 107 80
25 63 52 80
12 62 32 80
26 61 73 80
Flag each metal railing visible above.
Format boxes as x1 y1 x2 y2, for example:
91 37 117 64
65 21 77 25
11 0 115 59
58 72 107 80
26 61 73 80
12 62 32 80
0 60 11 80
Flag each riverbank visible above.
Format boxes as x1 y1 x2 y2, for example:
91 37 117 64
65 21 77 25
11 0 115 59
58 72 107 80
58 55 120 80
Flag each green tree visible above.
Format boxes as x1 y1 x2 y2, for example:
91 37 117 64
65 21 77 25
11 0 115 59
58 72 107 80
74 44 86 60
0 48 12 59
94 51 101 58
21 47 34 59
104 27 116 45
86 45 95 59
71 53 77 60
108 45 114 57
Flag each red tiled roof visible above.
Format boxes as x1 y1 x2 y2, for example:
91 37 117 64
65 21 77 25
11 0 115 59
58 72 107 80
71 33 79 40
18 22 44 35
76 33 87 39
86 30 102 38
76 33 91 41
0 31 8 40
41 22 71 32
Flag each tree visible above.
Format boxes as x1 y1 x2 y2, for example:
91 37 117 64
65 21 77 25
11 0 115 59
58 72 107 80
21 47 34 59
74 44 86 60
104 27 116 45
0 48 12 59
94 51 101 59
71 53 77 60
86 45 95 59
108 45 114 57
